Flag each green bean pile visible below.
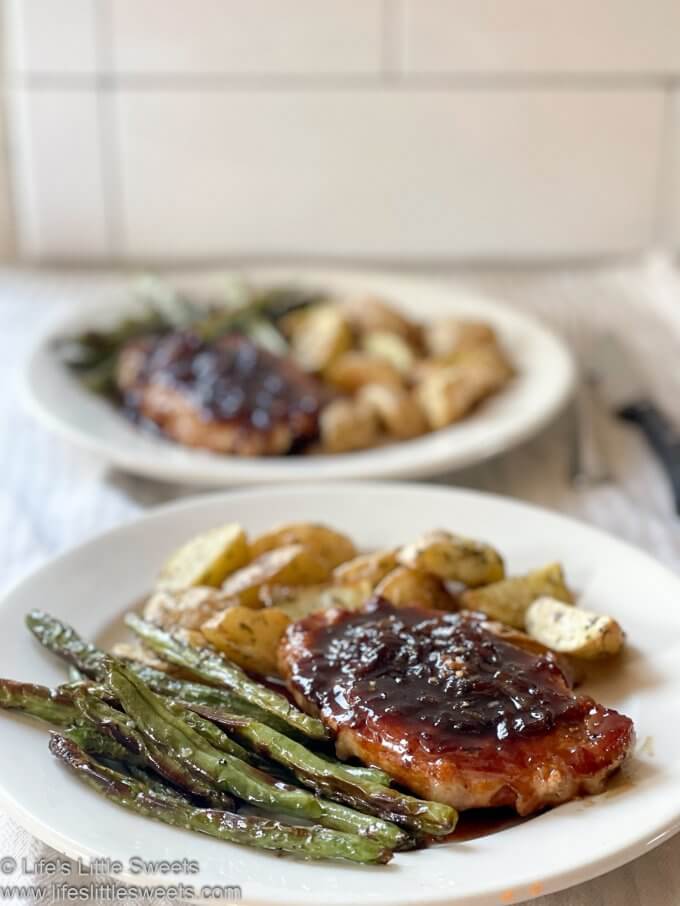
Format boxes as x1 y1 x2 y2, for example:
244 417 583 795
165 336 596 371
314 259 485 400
0 611 458 864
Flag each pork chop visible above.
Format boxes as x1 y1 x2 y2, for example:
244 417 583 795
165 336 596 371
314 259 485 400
116 331 325 455
279 598 634 816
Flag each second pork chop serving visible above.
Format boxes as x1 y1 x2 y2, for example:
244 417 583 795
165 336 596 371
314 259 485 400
117 332 326 456
279 598 634 816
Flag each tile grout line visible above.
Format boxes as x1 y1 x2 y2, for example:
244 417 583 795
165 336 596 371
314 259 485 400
10 72 680 92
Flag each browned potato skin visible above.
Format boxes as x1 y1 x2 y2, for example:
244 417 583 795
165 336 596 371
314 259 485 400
375 567 457 611
398 530 505 588
319 398 381 453
424 319 496 360
221 545 331 608
414 341 514 429
261 581 373 622
333 548 400 587
460 563 573 629
357 384 427 440
325 352 403 394
202 606 292 676
250 523 357 571
340 296 420 342
144 587 230 631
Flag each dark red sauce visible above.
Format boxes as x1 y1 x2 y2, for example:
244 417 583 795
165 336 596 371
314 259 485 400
288 598 581 749
439 808 527 842
122 331 326 442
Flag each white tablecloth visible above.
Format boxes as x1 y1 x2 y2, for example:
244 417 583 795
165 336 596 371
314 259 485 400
2 257 680 906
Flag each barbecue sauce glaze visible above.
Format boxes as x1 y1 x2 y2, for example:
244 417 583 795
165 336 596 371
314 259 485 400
287 597 586 750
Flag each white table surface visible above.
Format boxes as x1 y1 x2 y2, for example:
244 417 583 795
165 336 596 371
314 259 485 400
2 257 680 906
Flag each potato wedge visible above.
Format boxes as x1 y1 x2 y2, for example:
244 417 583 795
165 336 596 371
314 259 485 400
460 563 573 629
221 544 331 608
250 523 357 571
202 606 292 677
319 398 380 453
340 296 419 341
357 384 427 440
398 530 504 588
333 548 400 586
424 319 496 360
144 586 230 631
415 364 492 429
325 352 403 394
265 581 374 622
290 304 352 372
361 331 415 374
375 567 457 610
156 524 249 593
525 597 624 658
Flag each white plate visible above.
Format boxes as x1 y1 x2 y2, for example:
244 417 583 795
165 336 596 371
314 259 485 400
24 269 574 486
0 483 677 906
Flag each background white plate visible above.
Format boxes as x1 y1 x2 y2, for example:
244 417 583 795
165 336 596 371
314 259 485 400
0 483 677 906
24 269 574 486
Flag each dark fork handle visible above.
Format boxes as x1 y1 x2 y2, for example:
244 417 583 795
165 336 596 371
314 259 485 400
619 401 680 515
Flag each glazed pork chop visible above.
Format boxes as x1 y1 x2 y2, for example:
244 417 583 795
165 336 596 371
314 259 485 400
279 598 634 816
117 331 325 456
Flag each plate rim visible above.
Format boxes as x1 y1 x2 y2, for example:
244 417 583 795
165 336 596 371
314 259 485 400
22 267 576 486
0 481 678 906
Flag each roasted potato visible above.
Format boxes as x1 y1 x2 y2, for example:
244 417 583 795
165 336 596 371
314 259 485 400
415 342 513 429
340 296 419 341
360 331 415 374
144 586 230 631
263 580 374 622
375 567 457 610
525 597 624 658
325 352 403 394
398 530 504 587
156 524 249 593
202 606 292 676
357 384 426 440
111 640 174 672
333 548 400 586
290 304 352 372
250 522 357 571
221 544 331 608
319 398 380 453
415 364 491 429
460 562 573 629
424 319 496 360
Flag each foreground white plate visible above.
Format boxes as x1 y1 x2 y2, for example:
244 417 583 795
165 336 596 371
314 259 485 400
0 483 677 906
24 269 574 486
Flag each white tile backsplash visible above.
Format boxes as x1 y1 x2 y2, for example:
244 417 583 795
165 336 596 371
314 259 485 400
109 0 384 75
9 90 109 259
3 1 680 261
404 0 680 74
114 90 663 260
5 0 98 75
